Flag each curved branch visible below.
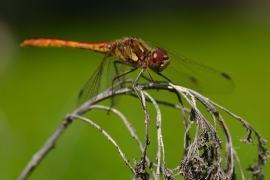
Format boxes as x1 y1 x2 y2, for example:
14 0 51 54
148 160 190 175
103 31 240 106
18 82 269 180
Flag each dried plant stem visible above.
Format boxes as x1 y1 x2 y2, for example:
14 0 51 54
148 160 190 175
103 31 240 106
18 82 269 180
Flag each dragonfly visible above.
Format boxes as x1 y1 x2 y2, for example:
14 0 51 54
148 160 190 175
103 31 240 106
21 37 234 105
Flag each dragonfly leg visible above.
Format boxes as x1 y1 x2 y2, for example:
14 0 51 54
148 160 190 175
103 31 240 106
111 66 138 87
145 69 155 83
112 60 137 87
109 61 138 107
141 74 152 82
157 72 172 83
132 68 146 101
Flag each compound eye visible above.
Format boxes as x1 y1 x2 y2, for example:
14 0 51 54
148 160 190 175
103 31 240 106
159 48 167 55
151 48 166 63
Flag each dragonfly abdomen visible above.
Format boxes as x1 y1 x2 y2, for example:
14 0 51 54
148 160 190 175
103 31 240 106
20 38 111 54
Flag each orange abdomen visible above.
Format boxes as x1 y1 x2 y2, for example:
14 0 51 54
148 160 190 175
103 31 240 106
21 38 111 54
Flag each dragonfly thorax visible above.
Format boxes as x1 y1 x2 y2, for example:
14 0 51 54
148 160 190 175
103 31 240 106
109 38 153 68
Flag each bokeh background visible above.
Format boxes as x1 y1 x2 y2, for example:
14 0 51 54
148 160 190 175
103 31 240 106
1 0 270 179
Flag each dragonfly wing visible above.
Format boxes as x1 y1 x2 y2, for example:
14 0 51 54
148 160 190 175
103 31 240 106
148 41 234 94
166 51 234 94
106 58 127 90
78 52 110 106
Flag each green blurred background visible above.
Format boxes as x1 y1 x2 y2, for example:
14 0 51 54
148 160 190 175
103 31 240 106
1 0 270 179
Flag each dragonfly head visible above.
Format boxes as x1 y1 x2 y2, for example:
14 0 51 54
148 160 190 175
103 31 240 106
149 48 170 72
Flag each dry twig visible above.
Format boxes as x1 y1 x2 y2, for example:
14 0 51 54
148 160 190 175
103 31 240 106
18 82 269 180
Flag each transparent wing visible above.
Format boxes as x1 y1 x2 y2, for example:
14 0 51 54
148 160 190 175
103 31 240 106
106 59 127 90
78 53 110 106
149 42 234 94
78 55 139 106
